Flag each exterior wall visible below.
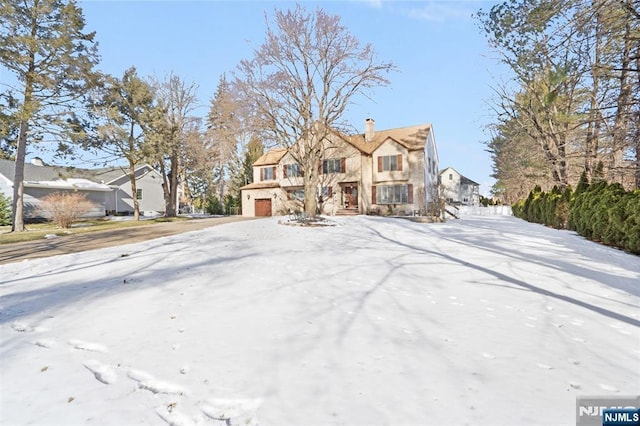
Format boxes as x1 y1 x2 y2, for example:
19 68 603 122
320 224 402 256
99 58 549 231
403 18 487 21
0 173 12 200
23 187 107 218
441 167 462 204
408 150 426 212
440 167 480 206
242 188 288 217
370 140 421 215
318 138 361 215
275 138 364 216
424 129 439 205
106 169 165 215
241 125 439 217
359 154 373 213
372 141 410 184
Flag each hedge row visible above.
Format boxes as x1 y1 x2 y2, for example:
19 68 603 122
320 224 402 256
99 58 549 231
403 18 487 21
512 176 640 255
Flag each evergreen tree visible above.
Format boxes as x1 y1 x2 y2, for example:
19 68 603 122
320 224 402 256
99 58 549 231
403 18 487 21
0 0 99 231
90 68 157 220
0 193 11 226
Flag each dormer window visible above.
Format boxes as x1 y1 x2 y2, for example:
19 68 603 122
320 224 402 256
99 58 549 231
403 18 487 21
261 166 276 181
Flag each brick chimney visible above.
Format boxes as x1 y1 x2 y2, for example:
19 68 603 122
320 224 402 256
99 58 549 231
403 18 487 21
365 118 375 142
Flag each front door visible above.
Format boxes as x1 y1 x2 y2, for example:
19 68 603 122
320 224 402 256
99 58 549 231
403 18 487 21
343 185 358 209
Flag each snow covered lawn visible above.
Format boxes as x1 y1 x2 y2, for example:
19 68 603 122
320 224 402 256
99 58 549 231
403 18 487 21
1 215 638 425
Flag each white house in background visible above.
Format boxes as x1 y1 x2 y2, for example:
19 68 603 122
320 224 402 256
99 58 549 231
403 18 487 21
241 119 439 217
0 158 111 219
439 166 480 206
0 159 165 219
91 165 165 215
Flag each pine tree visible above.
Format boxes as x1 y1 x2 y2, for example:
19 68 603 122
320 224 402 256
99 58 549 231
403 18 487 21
90 68 157 220
1 0 99 231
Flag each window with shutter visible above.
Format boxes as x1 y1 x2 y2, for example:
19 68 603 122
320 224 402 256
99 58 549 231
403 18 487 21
378 155 401 172
374 184 413 204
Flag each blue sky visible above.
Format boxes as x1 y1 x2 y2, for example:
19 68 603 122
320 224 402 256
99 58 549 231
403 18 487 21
16 0 507 195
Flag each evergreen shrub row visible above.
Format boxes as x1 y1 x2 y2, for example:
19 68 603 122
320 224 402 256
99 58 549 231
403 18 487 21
512 175 640 254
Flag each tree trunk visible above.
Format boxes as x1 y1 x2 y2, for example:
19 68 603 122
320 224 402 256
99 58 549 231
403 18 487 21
11 120 28 232
129 161 140 221
610 18 633 179
166 151 179 217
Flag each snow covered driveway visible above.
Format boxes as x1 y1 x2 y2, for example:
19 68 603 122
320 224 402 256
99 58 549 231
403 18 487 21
1 215 638 425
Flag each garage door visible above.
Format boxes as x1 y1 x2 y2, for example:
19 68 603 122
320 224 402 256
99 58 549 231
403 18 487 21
255 198 272 217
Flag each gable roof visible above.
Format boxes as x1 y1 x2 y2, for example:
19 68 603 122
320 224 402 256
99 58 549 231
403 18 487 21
0 159 157 187
0 158 76 182
341 124 432 155
253 148 287 166
253 124 433 164
440 166 480 186
90 164 157 184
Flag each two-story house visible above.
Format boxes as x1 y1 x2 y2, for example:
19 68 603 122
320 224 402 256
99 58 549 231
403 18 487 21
439 166 480 206
241 119 439 217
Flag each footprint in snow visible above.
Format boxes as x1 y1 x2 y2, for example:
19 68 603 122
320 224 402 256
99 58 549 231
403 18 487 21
33 339 56 349
127 369 186 395
11 322 32 332
155 405 192 426
599 384 619 392
536 363 553 370
200 398 262 425
68 339 108 353
83 360 117 385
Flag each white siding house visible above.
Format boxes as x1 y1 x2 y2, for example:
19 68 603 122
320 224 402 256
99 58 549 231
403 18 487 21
440 166 480 206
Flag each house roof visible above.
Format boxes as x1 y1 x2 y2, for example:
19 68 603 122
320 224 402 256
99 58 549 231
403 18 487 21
0 159 114 191
0 158 156 187
252 123 433 166
240 181 281 190
341 123 433 154
253 148 287 166
439 166 480 186
0 158 68 182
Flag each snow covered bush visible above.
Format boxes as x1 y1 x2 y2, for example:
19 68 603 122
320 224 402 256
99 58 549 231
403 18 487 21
38 192 97 228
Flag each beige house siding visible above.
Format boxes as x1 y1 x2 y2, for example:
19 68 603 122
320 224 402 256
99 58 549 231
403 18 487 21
241 122 438 217
409 150 426 211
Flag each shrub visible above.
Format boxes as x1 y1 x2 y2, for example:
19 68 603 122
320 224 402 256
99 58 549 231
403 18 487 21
0 193 11 226
224 193 241 215
39 192 97 228
515 179 639 254
204 194 223 215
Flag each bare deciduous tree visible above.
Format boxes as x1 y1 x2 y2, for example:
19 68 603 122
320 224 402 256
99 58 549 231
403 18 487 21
148 73 200 217
234 5 395 216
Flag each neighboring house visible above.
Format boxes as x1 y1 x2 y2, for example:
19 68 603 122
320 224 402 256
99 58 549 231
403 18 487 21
0 158 111 219
440 166 480 206
91 165 165 215
0 158 165 219
241 119 439 217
